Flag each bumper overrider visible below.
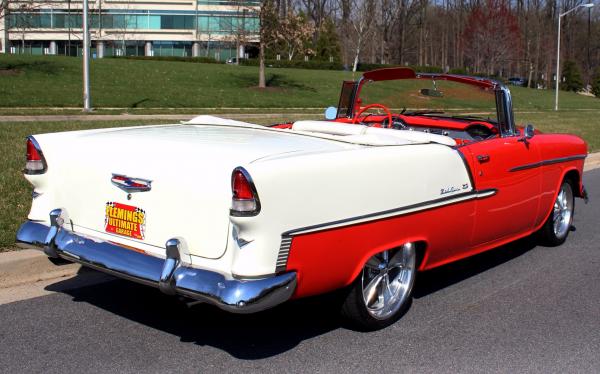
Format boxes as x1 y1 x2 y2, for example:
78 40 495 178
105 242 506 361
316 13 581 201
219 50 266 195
16 209 297 313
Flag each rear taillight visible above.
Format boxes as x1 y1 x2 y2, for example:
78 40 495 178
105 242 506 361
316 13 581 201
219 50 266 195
230 167 261 216
25 137 47 175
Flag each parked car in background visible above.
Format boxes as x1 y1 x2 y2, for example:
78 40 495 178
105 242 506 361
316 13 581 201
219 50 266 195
17 68 587 330
226 57 245 64
508 77 527 86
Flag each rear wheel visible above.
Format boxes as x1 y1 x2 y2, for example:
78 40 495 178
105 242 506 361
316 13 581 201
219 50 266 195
341 243 416 330
538 180 575 246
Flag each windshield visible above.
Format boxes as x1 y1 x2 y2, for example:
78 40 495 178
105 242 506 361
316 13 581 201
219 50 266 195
357 78 498 123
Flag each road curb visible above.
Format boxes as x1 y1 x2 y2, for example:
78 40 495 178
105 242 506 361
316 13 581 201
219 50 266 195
0 249 80 289
584 152 600 172
1 152 598 289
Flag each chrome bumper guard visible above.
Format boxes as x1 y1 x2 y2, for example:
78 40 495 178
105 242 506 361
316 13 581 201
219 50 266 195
16 209 297 314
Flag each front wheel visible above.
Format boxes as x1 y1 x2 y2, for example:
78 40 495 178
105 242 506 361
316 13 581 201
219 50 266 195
537 180 575 246
341 243 416 330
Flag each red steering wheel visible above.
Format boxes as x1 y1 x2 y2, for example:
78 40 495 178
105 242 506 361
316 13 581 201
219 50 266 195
352 103 393 128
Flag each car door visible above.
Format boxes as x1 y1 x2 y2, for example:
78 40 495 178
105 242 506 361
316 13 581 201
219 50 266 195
461 135 542 247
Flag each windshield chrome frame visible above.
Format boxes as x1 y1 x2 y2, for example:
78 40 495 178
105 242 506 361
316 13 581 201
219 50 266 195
495 84 516 137
341 70 514 137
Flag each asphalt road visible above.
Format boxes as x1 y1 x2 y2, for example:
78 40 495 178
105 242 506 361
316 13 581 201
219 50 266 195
1 169 599 374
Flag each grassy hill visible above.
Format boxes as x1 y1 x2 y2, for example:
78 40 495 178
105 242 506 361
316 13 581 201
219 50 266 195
1 54 600 110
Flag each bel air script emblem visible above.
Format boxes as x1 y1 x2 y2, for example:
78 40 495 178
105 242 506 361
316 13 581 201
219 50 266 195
440 184 469 195
111 174 152 193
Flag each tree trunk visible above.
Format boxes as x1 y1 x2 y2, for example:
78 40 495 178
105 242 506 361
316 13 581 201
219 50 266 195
352 34 361 72
259 39 266 88
1 0 9 53
236 35 240 65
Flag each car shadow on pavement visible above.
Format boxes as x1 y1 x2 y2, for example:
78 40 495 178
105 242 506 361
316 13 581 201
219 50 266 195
46 273 345 359
45 235 539 359
413 236 538 298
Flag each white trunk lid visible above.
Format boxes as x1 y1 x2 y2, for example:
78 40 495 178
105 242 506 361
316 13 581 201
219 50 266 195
34 124 352 259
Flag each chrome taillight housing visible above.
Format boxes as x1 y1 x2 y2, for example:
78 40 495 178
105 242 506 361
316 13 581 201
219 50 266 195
25 136 47 175
230 167 261 216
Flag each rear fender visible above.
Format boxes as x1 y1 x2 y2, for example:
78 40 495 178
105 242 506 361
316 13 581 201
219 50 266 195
344 237 429 289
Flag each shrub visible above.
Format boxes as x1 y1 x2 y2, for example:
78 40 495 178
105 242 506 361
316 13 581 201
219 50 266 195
448 67 469 75
109 56 222 64
561 60 583 92
355 63 443 73
239 59 344 70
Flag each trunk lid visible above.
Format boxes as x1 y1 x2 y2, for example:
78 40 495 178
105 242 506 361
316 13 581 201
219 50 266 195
35 124 353 259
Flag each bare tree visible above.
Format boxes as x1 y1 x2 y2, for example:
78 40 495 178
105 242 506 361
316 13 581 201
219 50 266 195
276 11 314 60
299 0 333 44
338 0 375 71
258 0 278 87
462 0 521 74
1 0 44 53
1 0 9 52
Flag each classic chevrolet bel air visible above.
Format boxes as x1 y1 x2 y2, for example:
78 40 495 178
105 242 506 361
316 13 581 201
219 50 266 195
17 68 588 330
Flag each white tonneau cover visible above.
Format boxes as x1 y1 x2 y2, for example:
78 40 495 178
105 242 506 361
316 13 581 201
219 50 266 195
184 116 456 147
291 121 456 146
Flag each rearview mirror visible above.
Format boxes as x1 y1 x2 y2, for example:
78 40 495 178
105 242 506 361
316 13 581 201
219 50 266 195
324 106 338 120
420 88 444 98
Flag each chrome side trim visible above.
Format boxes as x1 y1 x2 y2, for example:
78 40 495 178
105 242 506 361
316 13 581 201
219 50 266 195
509 154 587 172
283 189 497 237
275 236 293 273
16 212 297 314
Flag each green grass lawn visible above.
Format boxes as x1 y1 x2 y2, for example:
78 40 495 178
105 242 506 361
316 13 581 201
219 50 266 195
1 112 599 250
0 55 350 108
2 54 600 110
515 111 600 151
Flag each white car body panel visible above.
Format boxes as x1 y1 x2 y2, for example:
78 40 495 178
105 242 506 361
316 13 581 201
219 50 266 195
25 117 470 277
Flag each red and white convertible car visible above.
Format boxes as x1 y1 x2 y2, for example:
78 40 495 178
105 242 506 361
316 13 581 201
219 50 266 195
17 68 587 330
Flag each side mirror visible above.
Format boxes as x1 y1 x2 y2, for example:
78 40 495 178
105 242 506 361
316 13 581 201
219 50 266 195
324 106 338 120
524 124 535 139
519 124 535 143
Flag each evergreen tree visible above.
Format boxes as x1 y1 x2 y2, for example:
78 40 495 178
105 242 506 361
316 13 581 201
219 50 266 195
561 60 583 92
591 68 600 99
314 18 341 62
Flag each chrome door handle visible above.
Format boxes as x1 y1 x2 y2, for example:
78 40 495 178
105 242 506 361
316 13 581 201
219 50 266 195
477 154 490 163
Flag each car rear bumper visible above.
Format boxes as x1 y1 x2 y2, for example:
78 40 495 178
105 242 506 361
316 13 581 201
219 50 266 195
16 209 297 314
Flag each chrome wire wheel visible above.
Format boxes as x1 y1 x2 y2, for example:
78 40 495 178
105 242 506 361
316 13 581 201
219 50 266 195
361 243 416 320
553 182 574 240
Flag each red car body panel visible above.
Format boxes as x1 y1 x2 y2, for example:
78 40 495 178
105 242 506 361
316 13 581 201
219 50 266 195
281 68 587 299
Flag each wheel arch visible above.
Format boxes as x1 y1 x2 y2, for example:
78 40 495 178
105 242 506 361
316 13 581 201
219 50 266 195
345 238 429 288
563 168 583 198
535 167 581 233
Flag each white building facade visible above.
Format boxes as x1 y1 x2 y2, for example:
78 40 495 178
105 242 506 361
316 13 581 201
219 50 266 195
0 0 259 59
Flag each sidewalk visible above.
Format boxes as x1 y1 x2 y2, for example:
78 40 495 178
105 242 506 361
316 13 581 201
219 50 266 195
0 249 80 289
585 152 600 172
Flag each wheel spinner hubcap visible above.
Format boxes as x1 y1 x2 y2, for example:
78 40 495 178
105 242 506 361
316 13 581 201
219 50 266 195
552 183 574 239
361 243 416 320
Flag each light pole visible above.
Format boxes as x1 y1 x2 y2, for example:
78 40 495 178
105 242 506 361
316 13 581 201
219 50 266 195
82 0 92 111
555 2 594 111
